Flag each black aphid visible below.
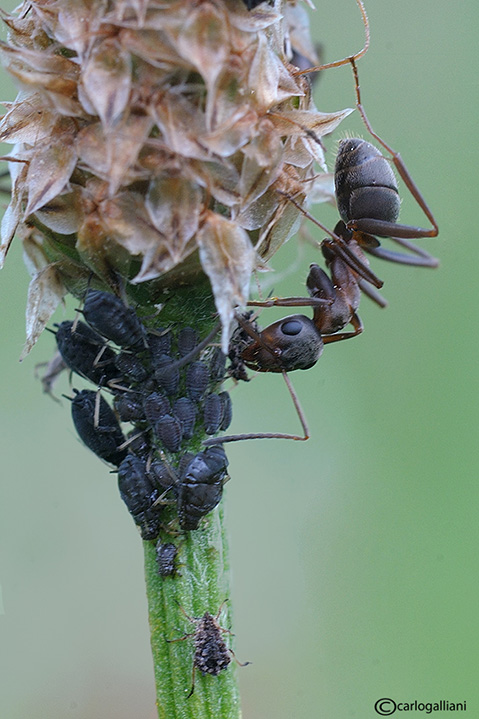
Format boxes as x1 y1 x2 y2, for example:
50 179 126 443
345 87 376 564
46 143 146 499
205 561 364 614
177 327 199 357
192 612 231 679
125 430 151 460
208 347 226 383
186 361 209 402
148 328 172 361
148 459 176 492
83 289 146 350
218 391 232 431
143 391 171 426
203 393 223 435
155 413 183 453
117 455 162 540
156 542 178 577
154 354 180 396
177 446 228 530
173 397 197 440
71 389 127 466
113 392 146 422
114 351 150 383
55 320 117 385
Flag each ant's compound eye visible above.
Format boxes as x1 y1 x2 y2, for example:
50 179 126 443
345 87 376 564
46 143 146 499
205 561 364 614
280 319 303 336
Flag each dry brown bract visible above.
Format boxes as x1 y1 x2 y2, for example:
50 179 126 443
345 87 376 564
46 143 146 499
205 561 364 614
0 0 351 356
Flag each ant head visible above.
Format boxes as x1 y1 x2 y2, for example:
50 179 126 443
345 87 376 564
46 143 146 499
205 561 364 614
241 314 323 373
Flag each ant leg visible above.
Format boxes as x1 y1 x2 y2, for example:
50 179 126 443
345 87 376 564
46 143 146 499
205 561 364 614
365 236 439 268
357 279 388 308
322 312 363 343
203 370 310 444
247 296 332 309
349 58 438 238
279 192 384 288
293 0 370 74
167 322 221 372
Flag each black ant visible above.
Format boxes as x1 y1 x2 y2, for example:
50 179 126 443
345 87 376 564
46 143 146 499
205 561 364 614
204 0 438 446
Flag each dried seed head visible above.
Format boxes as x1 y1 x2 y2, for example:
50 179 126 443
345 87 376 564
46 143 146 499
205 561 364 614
0 0 351 355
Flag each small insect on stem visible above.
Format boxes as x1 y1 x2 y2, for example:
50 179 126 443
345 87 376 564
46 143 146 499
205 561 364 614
156 541 179 577
168 601 250 698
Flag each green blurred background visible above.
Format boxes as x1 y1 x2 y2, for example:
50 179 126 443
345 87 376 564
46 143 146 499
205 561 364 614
0 1 477 717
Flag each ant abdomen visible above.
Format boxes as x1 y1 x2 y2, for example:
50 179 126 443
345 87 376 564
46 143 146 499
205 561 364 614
335 138 400 228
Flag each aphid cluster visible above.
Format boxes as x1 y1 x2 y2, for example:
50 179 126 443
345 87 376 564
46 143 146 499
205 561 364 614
55 289 232 539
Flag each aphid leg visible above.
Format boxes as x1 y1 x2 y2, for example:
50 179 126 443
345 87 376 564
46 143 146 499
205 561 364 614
212 601 251 667
93 388 101 429
348 58 439 243
116 431 148 453
227 647 252 669
186 665 197 699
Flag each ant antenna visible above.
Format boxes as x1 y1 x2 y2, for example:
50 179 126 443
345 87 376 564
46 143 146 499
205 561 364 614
293 0 370 75
204 315 310 446
204 369 309 445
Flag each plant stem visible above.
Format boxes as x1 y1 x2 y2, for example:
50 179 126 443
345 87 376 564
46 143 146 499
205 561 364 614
144 500 241 719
